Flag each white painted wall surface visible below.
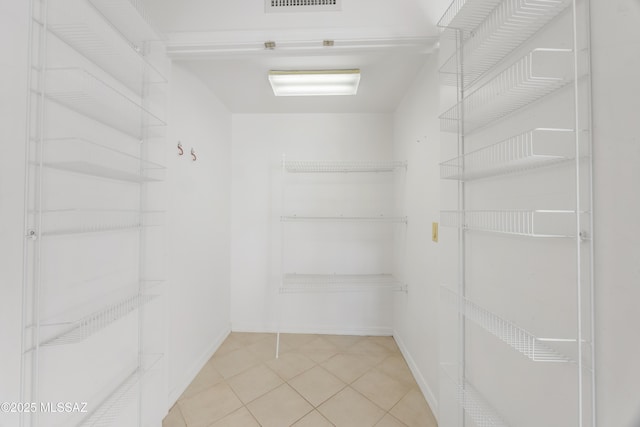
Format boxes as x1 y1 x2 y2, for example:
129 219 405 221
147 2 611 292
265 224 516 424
230 113 396 334
391 58 442 414
145 0 435 37
165 64 232 405
591 1 640 426
0 3 29 426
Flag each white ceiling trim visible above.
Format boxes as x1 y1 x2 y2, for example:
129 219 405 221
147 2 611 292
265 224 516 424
166 28 438 59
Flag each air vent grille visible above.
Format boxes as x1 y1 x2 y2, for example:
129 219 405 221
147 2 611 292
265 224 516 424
266 0 341 12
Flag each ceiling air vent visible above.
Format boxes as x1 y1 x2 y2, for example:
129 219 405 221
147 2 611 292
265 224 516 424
266 0 342 13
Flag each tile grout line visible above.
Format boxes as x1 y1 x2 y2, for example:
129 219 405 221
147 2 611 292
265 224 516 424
166 333 429 427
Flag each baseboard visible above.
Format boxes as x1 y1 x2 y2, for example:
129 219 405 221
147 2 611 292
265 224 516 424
393 331 439 422
231 322 393 336
167 325 231 407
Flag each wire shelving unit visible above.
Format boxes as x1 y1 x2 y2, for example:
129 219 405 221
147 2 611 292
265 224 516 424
47 0 167 94
437 0 594 423
439 209 576 238
88 0 162 48
441 364 510 427
39 138 165 183
77 354 162 427
439 49 573 135
440 128 574 180
37 209 163 237
276 157 407 357
22 0 167 424
441 287 572 362
39 293 157 347
42 67 166 139
439 0 572 87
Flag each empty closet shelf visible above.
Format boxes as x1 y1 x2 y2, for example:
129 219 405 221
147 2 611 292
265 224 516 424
440 128 574 180
77 355 162 427
280 274 406 293
88 0 161 49
441 363 509 427
39 293 157 347
39 138 165 183
441 287 572 362
283 160 407 173
440 210 577 238
42 68 166 139
439 0 571 87
437 0 503 31
47 0 167 94
37 209 163 237
281 215 408 223
439 49 573 134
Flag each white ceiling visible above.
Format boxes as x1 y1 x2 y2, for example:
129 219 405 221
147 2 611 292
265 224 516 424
143 0 451 113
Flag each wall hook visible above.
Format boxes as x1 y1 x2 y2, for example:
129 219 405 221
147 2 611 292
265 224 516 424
191 148 197 162
177 142 184 156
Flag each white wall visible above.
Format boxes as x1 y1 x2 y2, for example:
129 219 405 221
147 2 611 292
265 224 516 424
146 0 435 37
165 64 232 405
391 57 442 414
230 113 396 334
0 3 29 426
591 1 640 426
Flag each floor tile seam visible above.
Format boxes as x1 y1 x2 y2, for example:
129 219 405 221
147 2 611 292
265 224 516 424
226 364 286 405
268 359 319 383
285 375 348 409
314 386 389 427
351 373 413 411
181 381 245 427
214 355 265 381
243 383 315 427
286 363 341 385
205 405 262 427
288 406 318 427
170 403 188 426
312 410 338 427
386 387 421 422
377 411 410 427
176 381 224 404
346 384 392 414
284 374 345 409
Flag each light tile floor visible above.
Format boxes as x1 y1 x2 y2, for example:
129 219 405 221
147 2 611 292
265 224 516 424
163 333 438 427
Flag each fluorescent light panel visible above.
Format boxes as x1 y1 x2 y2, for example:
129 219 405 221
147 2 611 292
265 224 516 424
268 69 360 96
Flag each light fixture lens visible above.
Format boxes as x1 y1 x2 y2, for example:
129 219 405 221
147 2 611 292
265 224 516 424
268 69 360 96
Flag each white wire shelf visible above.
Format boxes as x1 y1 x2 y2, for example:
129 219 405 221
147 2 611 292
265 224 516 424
280 274 406 293
440 128 574 180
88 0 162 49
39 137 165 183
43 68 166 139
78 368 139 427
439 49 573 134
38 209 163 237
77 354 162 427
283 160 407 173
40 293 157 347
47 0 167 94
439 0 571 87
440 210 576 238
441 287 572 362
281 215 407 223
441 364 510 427
437 0 503 31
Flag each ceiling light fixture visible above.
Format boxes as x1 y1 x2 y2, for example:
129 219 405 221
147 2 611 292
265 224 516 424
268 69 360 96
